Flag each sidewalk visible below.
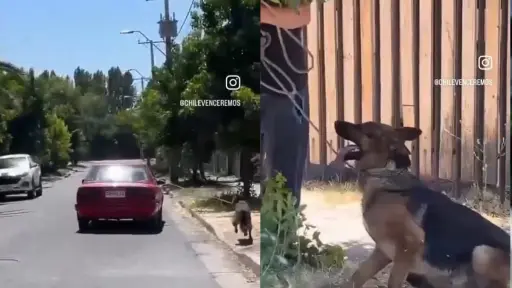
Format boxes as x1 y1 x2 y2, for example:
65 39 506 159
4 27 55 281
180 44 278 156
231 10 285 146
177 194 260 276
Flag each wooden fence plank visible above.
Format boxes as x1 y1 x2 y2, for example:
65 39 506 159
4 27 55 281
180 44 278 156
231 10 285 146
307 2 320 164
360 0 375 122
399 0 415 156
418 0 433 177
460 0 478 182
341 0 356 130
334 0 345 150
323 0 338 163
483 0 500 186
506 5 511 188
439 0 456 180
497 0 509 197
378 0 393 126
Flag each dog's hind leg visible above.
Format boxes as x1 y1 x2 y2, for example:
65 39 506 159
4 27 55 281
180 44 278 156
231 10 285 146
471 245 510 287
347 248 391 288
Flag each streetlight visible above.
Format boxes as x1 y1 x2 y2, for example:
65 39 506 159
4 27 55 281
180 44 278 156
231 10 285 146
120 30 166 74
127 68 149 92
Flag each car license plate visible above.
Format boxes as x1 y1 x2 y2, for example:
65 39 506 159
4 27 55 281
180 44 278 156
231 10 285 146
105 190 125 198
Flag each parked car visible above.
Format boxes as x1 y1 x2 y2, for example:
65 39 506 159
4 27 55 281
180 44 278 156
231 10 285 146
75 163 165 232
0 154 42 199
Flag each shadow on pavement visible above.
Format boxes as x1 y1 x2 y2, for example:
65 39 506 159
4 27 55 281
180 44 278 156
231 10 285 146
41 175 66 183
0 195 31 203
0 209 30 218
77 220 167 235
236 238 254 246
70 164 87 169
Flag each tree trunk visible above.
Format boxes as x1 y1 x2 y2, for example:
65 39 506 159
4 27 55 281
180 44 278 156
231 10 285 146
199 162 206 181
240 148 254 199
227 150 234 175
168 147 181 183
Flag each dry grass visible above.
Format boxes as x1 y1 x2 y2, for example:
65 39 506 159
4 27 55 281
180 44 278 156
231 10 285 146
301 179 510 231
302 181 361 207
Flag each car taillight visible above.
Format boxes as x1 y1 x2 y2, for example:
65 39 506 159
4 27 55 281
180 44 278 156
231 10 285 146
76 188 99 203
128 187 159 200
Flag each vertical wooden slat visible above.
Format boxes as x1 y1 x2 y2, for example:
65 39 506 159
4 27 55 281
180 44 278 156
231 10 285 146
342 0 356 128
460 0 478 182
439 0 455 180
335 0 345 150
360 0 375 122
497 0 509 200
317 0 327 167
353 0 362 124
373 0 381 123
307 2 320 164
379 0 393 126
432 0 442 178
418 0 433 177
323 0 338 163
453 0 463 197
391 0 401 128
411 0 420 176
474 0 485 187
399 0 415 167
506 7 511 188
483 0 500 186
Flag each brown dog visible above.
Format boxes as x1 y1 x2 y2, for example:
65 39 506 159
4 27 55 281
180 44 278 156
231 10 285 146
335 120 510 288
231 196 253 242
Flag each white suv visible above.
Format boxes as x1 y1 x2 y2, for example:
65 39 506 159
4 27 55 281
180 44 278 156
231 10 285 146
0 154 42 199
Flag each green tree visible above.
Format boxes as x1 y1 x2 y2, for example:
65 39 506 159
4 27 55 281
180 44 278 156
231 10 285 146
42 113 72 170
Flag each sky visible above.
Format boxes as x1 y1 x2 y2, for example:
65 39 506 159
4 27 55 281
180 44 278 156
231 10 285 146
0 0 193 85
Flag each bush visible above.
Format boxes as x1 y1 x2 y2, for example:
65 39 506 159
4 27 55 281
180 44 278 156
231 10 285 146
42 113 71 169
261 173 346 287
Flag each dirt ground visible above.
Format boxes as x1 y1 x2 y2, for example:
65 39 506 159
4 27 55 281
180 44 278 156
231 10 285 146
299 182 510 287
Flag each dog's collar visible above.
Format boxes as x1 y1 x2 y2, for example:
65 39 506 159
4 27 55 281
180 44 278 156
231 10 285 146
357 168 417 191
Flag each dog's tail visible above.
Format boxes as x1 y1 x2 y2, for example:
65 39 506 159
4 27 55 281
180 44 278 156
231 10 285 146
472 245 510 285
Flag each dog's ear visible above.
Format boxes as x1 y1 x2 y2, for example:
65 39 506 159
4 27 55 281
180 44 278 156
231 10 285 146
334 121 369 147
395 127 422 141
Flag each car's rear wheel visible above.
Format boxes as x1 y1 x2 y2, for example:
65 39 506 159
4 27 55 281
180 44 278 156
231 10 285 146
77 217 90 232
27 190 35 199
147 209 163 231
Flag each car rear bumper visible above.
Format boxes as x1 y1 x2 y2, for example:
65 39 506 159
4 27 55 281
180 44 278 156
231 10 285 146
75 203 162 220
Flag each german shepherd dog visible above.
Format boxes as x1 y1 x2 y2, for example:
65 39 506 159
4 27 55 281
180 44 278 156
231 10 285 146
231 195 253 243
335 120 510 288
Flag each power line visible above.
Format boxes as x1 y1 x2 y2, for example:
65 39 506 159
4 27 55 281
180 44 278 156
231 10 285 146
177 0 195 38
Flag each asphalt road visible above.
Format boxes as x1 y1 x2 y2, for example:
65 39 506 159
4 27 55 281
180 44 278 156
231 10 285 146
0 161 258 288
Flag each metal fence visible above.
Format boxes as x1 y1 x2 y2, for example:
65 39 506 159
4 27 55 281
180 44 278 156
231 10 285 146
305 0 510 200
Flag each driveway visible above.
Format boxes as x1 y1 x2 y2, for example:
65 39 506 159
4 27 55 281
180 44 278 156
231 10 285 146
0 160 257 288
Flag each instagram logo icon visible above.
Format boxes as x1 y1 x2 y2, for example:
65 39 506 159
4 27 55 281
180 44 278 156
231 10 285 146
478 55 492 70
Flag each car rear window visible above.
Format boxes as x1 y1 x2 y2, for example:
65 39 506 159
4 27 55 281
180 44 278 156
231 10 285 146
84 165 150 183
0 157 28 169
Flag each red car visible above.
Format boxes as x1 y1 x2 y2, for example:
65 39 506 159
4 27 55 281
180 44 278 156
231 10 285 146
75 163 165 232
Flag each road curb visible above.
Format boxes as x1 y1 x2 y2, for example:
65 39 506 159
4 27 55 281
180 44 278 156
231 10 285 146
177 200 260 276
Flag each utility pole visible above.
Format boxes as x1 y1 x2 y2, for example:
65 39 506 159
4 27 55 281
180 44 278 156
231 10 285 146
158 0 177 64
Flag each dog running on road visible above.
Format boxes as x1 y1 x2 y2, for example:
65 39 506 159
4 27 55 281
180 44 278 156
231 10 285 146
335 120 510 288
231 196 253 242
